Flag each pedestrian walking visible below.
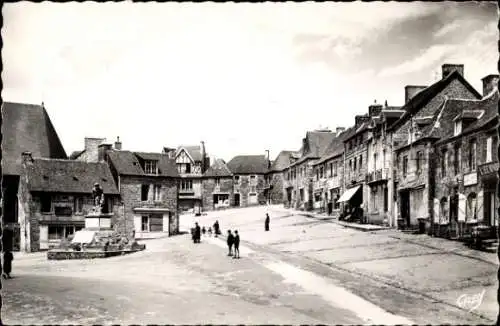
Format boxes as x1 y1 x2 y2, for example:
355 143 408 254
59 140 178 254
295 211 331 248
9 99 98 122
233 230 240 259
3 250 14 279
194 222 201 243
208 227 213 237
202 226 206 237
265 213 270 231
213 220 220 237
226 230 234 256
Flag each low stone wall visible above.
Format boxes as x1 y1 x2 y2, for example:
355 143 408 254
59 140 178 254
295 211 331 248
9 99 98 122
47 244 146 260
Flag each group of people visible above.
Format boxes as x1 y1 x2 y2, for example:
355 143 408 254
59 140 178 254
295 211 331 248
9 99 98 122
225 229 240 259
191 220 221 243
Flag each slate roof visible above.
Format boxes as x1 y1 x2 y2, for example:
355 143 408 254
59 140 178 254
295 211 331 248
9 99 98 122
268 151 296 172
25 158 119 194
291 131 337 166
432 88 499 144
107 150 179 177
388 70 482 131
204 158 233 177
314 127 355 165
69 150 85 160
177 145 202 162
2 102 68 175
226 155 269 174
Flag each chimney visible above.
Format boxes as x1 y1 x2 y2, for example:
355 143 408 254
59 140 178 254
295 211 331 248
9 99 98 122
21 151 34 165
98 143 112 163
481 74 499 97
442 64 464 79
84 137 106 162
355 115 370 129
200 141 206 173
404 85 427 104
368 103 383 117
336 127 346 135
114 136 122 150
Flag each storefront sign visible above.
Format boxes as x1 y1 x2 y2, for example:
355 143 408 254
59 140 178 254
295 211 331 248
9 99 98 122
463 172 478 186
478 162 499 177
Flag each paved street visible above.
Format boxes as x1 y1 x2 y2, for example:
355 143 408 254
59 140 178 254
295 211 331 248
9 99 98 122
3 205 497 325
183 205 499 325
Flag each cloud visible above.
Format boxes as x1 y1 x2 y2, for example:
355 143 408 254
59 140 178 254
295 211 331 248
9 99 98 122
377 45 454 78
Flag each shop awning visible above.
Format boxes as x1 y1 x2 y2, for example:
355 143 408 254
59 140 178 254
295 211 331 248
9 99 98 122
337 186 361 203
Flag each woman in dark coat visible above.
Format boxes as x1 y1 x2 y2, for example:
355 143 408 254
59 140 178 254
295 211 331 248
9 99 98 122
3 250 13 279
265 213 270 231
213 220 220 237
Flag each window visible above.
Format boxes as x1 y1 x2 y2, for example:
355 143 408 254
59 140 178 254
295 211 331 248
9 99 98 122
141 185 149 201
469 140 477 171
180 180 193 191
486 136 493 163
299 188 304 201
315 193 321 202
250 175 256 180
235 175 240 184
320 166 324 179
153 185 161 201
316 168 319 181
441 149 448 177
383 149 386 168
454 121 462 136
185 163 191 174
416 151 423 174
41 194 52 213
333 161 338 176
454 145 461 175
373 153 377 171
349 160 352 172
402 155 408 177
466 193 478 221
215 178 220 186
353 158 357 171
440 197 449 224
141 215 150 231
144 160 158 174
48 226 65 240
74 197 84 214
359 155 363 171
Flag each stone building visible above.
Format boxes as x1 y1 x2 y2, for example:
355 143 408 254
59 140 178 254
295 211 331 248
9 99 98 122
226 155 270 207
391 64 482 230
17 152 120 252
202 158 234 210
311 127 352 214
1 101 68 251
163 143 209 214
338 116 371 217
283 130 337 210
265 151 298 205
365 102 405 225
106 147 180 239
431 75 499 239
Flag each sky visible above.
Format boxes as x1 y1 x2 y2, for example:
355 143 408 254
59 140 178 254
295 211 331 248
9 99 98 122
2 1 498 162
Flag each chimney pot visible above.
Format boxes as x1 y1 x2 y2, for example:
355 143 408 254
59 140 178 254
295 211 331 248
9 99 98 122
481 74 499 97
114 136 122 150
442 64 464 79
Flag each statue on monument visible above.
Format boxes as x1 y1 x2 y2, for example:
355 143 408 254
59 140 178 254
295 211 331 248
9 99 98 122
92 183 105 213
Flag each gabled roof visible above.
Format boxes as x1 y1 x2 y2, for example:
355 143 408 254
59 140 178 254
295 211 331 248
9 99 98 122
204 158 233 177
388 70 482 131
107 150 179 177
226 155 269 174
176 145 202 162
313 127 355 166
24 158 119 194
69 150 85 160
2 102 68 175
291 131 337 166
453 110 484 121
432 88 499 144
268 151 296 172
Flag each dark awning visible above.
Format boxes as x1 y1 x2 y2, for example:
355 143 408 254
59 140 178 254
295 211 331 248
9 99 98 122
337 186 361 203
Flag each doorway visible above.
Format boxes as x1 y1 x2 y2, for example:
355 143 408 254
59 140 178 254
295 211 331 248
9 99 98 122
400 190 410 228
234 193 240 207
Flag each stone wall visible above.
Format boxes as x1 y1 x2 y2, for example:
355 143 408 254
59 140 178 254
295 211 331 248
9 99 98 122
268 172 285 204
119 175 179 236
202 177 234 210
233 174 266 207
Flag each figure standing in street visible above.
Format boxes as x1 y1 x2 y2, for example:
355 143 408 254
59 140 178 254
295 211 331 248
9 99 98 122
208 227 213 237
3 250 14 279
213 220 220 237
233 230 240 259
265 213 270 231
202 226 206 237
194 222 201 243
227 230 234 256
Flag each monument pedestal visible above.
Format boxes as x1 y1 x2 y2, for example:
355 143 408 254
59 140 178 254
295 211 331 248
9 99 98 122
84 212 113 230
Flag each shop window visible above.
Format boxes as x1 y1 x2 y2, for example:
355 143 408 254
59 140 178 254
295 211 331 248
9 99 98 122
466 193 478 221
74 197 84 214
141 215 150 232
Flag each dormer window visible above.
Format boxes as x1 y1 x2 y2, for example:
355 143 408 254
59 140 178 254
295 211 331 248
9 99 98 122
144 160 158 174
454 121 462 136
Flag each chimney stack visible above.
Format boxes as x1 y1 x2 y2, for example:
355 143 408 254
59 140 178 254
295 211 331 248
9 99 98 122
200 141 206 173
404 85 427 104
84 137 106 163
336 127 346 135
21 151 34 164
368 102 383 117
355 115 370 129
114 136 122 150
481 74 499 97
98 143 112 163
442 64 464 79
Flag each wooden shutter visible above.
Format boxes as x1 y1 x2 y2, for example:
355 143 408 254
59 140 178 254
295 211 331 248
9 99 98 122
163 213 170 233
477 191 484 222
458 193 466 222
